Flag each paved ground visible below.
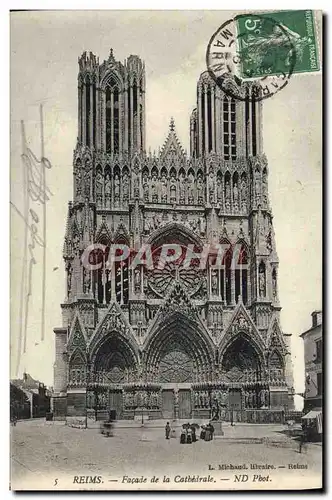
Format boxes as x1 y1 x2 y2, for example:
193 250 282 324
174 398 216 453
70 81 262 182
11 419 322 491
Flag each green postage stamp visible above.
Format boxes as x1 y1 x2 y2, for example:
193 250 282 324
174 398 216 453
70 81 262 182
236 10 320 79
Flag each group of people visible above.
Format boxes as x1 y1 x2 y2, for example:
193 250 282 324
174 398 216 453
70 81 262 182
200 423 215 442
164 422 215 444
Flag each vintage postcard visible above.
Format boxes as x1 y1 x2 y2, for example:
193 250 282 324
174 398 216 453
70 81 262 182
10 9 322 491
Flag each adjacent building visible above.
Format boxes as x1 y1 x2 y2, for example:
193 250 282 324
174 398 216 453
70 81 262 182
10 373 51 419
301 310 323 412
52 49 294 421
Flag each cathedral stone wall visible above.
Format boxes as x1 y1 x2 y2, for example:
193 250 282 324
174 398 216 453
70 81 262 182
52 49 294 420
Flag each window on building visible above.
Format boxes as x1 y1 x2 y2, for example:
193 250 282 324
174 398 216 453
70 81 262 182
317 372 322 396
106 77 120 153
223 98 237 161
86 77 90 146
315 340 322 363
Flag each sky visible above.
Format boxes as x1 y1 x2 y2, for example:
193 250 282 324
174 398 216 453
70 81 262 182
10 11 322 405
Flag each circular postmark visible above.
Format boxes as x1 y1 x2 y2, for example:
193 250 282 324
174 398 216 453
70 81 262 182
206 14 297 101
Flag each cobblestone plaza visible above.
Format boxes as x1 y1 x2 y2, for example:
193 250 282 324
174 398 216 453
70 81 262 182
11 420 321 490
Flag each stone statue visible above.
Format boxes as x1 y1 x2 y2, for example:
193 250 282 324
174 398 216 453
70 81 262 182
152 214 161 229
67 263 72 296
76 169 82 196
198 216 206 236
197 175 204 204
143 174 149 202
233 181 239 208
105 173 111 207
83 268 91 294
133 174 139 198
100 392 107 408
216 177 223 203
143 216 149 234
151 174 158 202
122 172 129 201
134 266 141 294
241 177 247 211
225 179 231 209
211 400 220 421
264 389 269 407
174 390 179 407
209 172 215 203
170 179 176 203
95 170 103 205
189 218 198 232
255 169 261 203
259 268 266 297
143 270 148 292
211 268 218 295
161 173 168 202
188 172 194 204
179 173 185 203
262 171 268 205
272 271 277 299
84 169 91 198
114 173 120 204
266 229 273 253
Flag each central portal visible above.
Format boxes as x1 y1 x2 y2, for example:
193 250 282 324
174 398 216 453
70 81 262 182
159 348 194 419
161 388 192 419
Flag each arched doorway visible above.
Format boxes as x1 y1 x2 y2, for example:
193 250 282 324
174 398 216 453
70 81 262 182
221 335 262 411
144 311 214 419
221 336 261 373
92 334 138 419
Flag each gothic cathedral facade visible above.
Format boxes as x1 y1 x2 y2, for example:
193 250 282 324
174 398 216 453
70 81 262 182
52 49 294 421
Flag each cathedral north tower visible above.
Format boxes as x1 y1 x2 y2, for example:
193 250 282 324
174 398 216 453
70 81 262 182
78 49 145 154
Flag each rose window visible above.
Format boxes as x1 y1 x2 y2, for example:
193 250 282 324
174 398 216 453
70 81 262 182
147 244 203 297
159 350 193 383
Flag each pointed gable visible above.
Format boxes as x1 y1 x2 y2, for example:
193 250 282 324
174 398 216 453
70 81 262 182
95 218 112 244
89 301 138 355
159 118 185 159
144 280 214 351
266 319 288 354
219 300 266 355
67 313 88 354
81 200 94 246
114 222 130 243
155 280 199 323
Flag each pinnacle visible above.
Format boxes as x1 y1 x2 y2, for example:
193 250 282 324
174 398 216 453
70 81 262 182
169 117 175 132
